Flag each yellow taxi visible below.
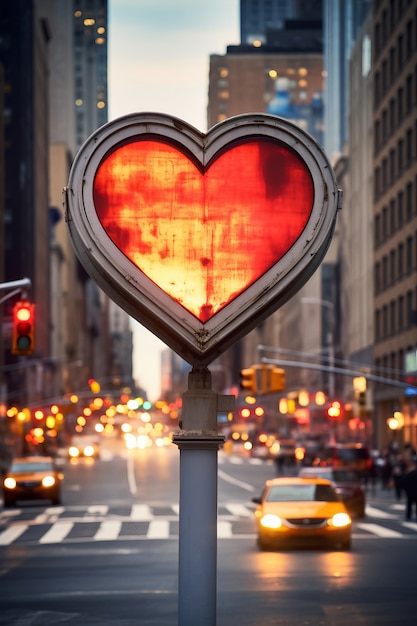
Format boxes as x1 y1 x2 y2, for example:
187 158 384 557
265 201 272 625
252 476 351 551
2 456 63 507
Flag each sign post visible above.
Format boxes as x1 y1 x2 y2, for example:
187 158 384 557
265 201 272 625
65 112 341 625
173 367 233 625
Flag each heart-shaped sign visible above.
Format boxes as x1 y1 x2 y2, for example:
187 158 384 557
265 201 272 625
65 113 340 366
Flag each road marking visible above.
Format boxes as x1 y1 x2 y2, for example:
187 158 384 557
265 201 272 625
357 523 403 538
218 521 232 538
87 505 108 515
39 522 74 544
0 524 29 545
127 453 137 495
224 503 253 517
147 520 169 539
229 457 244 464
365 505 396 519
130 504 153 521
171 504 179 515
218 469 255 492
94 520 122 541
402 521 417 531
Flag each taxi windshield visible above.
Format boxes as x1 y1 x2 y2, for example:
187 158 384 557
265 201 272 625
267 484 339 502
10 462 53 473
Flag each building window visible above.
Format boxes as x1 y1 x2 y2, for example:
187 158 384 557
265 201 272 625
375 262 381 293
398 295 404 331
382 206 388 239
406 290 413 328
406 74 413 114
375 309 381 342
375 167 381 200
383 305 388 338
390 199 396 232
389 46 395 84
382 109 388 143
383 255 388 288
389 148 396 182
390 98 395 133
390 248 396 283
382 159 388 191
406 128 413 166
406 182 413 221
390 300 396 335
398 191 404 226
398 242 404 278
406 20 413 60
374 71 380 108
397 87 404 124
406 236 413 273
374 120 380 154
398 34 404 70
375 214 381 247
398 139 404 174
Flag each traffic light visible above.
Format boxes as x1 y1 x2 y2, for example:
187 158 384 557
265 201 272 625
327 400 342 419
240 367 257 394
11 301 35 355
268 367 286 393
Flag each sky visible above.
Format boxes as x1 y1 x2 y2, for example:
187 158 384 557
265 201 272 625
108 0 240 401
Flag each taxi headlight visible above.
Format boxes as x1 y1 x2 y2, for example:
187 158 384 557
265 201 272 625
260 514 282 529
42 475 56 488
69 446 80 458
4 477 17 489
83 445 95 457
329 512 351 528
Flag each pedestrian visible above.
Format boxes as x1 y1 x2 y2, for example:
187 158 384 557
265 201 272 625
392 453 407 501
400 459 417 521
381 452 392 490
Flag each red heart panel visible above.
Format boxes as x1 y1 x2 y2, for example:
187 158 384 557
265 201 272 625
93 137 314 323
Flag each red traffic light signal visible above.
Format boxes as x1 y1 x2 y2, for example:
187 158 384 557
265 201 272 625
327 400 342 419
11 301 35 355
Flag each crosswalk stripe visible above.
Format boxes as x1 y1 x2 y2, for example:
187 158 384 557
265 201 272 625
224 504 252 517
130 504 153 521
218 521 232 538
228 457 244 464
402 521 417 531
0 524 29 545
357 523 403 538
87 505 108 516
365 505 396 519
39 522 74 544
94 520 122 541
147 520 169 539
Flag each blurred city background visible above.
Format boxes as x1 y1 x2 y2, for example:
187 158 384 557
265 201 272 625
0 0 416 466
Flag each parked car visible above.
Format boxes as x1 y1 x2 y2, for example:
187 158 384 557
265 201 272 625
252 476 352 551
2 456 63 506
298 466 366 517
313 443 371 478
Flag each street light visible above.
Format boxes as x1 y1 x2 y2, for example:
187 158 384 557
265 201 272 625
301 297 335 397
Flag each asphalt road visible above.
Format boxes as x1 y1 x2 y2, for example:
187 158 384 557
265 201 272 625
0 434 416 625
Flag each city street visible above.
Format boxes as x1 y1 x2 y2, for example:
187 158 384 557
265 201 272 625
0 434 416 625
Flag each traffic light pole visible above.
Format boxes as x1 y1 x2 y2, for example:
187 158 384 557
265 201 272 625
173 367 234 626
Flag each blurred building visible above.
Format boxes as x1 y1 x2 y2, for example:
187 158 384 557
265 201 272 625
372 0 417 450
208 13 336 437
0 0 134 429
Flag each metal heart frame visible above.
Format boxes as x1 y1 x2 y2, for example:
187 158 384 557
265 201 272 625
65 112 341 366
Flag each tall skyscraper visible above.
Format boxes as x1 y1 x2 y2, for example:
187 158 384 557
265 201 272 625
73 0 108 149
240 0 322 44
